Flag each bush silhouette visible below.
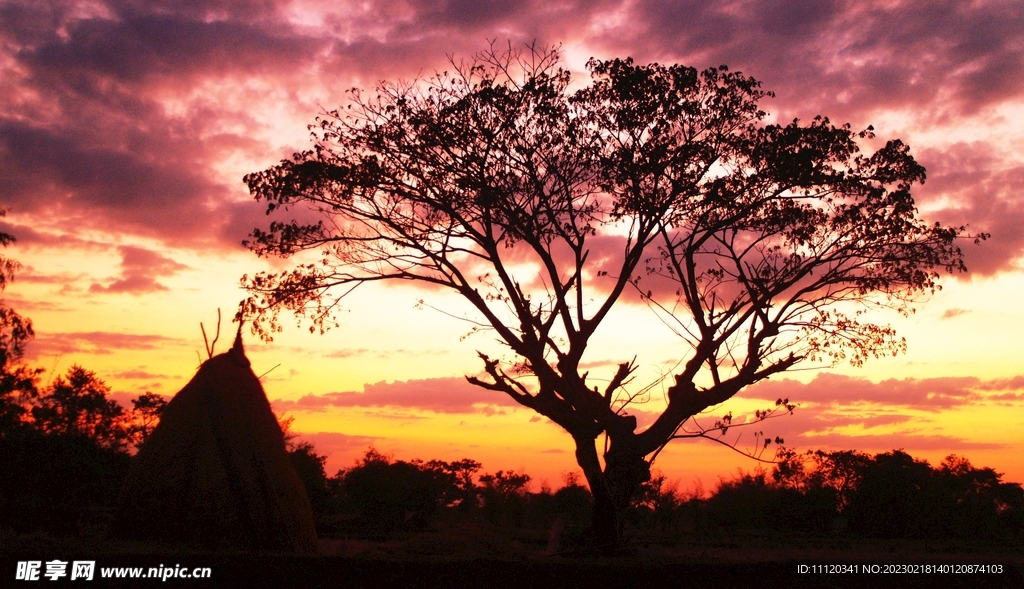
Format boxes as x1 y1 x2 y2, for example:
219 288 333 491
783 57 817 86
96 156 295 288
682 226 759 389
552 479 594 530
338 449 447 537
479 470 532 527
0 427 129 534
288 441 336 531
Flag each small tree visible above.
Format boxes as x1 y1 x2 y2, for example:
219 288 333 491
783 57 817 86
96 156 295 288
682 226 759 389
240 44 976 547
338 449 445 536
32 365 130 451
479 470 532 526
287 440 335 527
128 391 167 447
420 458 482 510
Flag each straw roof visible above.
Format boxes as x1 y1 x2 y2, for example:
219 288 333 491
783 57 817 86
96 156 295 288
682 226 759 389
112 331 317 553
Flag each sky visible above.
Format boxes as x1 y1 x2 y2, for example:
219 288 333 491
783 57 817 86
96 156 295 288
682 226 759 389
1 0 1023 491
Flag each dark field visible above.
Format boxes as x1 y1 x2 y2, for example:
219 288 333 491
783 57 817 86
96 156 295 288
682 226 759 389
4 524 1022 588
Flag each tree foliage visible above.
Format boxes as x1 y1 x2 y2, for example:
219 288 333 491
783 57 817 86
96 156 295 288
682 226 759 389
764 450 1024 541
0 213 40 434
31 365 131 451
127 391 167 447
240 44 977 546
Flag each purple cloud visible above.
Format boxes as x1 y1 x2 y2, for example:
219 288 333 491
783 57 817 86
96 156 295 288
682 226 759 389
0 0 1019 276
604 0 1024 120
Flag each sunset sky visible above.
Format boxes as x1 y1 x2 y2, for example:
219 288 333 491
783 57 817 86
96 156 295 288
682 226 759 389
2 0 1023 491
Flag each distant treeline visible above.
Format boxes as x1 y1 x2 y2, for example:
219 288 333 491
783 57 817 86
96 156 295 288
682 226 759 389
292 443 1024 545
3 359 1024 546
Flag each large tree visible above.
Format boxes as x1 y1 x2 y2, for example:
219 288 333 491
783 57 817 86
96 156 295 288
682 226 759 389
240 45 974 547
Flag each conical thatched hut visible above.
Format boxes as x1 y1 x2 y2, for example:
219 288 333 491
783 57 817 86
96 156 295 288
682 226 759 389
112 331 317 553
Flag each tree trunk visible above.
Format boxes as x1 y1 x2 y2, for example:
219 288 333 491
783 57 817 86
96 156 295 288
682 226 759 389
573 435 651 550
573 436 618 548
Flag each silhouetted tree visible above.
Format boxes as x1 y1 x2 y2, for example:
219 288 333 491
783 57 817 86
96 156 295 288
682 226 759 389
0 362 39 436
287 440 336 529
842 450 931 538
479 469 532 526
127 391 167 447
32 365 131 451
0 215 40 436
805 450 872 513
628 473 684 532
240 43 979 547
706 470 811 532
419 457 482 511
2 365 159 535
0 215 31 361
337 449 447 537
1 428 130 534
764 448 1024 541
552 473 594 530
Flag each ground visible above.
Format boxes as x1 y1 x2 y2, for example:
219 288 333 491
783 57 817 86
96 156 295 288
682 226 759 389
2 523 1022 588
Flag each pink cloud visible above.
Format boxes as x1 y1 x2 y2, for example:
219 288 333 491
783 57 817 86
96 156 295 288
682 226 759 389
89 245 189 294
658 371 1024 453
0 293 70 313
319 347 452 361
0 0 1020 277
978 376 1024 391
271 376 521 414
740 372 1005 411
988 393 1024 402
108 390 170 410
321 348 372 359
596 0 1024 120
788 433 1005 453
0 221 111 253
109 369 178 380
0 1 326 249
629 370 1024 459
25 330 187 358
674 411 1005 455
912 143 1024 276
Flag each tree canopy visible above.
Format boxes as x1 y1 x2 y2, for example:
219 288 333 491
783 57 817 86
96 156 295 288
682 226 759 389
241 44 976 547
